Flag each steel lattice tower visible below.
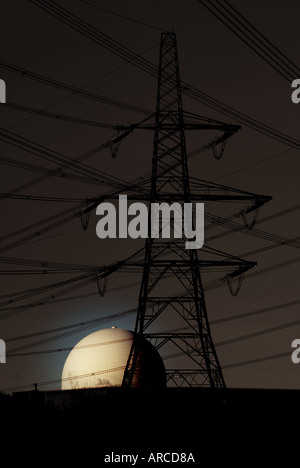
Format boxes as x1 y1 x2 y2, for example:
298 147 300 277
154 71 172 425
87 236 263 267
117 32 270 388
122 33 228 388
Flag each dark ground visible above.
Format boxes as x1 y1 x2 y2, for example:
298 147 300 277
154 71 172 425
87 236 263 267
1 386 299 464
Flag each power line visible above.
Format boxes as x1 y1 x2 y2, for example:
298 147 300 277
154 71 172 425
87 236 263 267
0 348 293 393
0 248 146 319
0 279 140 315
1 252 299 321
215 318 300 348
222 351 291 370
5 308 136 344
6 299 299 356
8 336 134 357
3 131 297 248
0 185 298 314
26 0 300 149
212 148 297 183
0 365 126 392
204 255 300 294
0 154 125 190
10 337 133 357
0 199 86 247
0 126 232 207
0 128 129 186
184 84 300 149
4 42 159 132
28 0 159 78
222 0 300 74
0 271 97 315
0 193 298 311
0 193 87 203
205 212 300 250
0 256 101 277
211 299 300 325
239 236 300 259
1 298 273 340
0 188 143 253
0 110 158 203
4 225 298 277
0 60 152 115
1 131 268 254
80 0 167 33
8 316 299 357
197 0 299 82
0 134 133 202
3 102 117 129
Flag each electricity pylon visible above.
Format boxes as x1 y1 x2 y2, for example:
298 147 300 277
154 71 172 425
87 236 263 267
119 32 271 388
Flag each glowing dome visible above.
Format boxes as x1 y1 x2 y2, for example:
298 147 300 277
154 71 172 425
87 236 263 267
61 327 166 390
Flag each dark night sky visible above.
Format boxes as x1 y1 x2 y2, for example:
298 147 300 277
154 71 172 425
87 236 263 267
0 0 299 392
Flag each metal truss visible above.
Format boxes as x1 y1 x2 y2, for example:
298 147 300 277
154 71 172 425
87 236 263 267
121 32 271 388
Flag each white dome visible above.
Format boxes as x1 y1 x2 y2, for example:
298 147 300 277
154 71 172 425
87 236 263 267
61 327 165 390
